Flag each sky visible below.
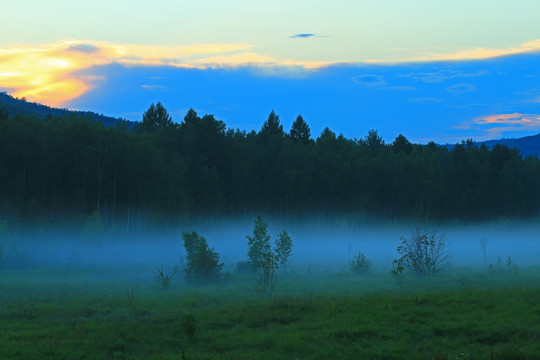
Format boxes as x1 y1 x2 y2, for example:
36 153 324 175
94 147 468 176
1 0 540 143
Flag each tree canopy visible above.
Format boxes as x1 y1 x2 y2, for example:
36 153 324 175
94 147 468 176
0 104 539 231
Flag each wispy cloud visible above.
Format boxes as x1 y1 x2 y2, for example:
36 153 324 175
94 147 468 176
458 113 540 139
66 43 100 53
289 33 316 39
397 70 489 83
408 97 442 104
406 39 540 62
352 74 387 87
141 85 165 91
446 83 476 96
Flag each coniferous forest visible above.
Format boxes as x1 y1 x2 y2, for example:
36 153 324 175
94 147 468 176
1 101 539 231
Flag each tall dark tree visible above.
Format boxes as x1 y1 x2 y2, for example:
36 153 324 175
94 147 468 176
138 102 173 131
259 110 284 141
392 134 413 154
290 115 311 144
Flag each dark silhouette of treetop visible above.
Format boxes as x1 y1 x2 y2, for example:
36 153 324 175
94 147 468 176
139 102 173 131
290 115 311 144
392 134 413 154
259 110 284 140
183 108 199 126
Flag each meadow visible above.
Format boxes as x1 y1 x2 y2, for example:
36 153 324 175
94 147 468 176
1 262 540 360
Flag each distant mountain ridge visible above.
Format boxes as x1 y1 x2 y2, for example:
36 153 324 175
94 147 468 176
443 134 540 158
479 134 540 157
0 92 136 128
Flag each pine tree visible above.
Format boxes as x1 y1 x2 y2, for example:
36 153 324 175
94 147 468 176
139 102 173 131
290 115 311 144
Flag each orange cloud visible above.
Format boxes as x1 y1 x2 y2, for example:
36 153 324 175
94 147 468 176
406 39 540 62
0 40 258 106
2 38 540 107
457 113 540 140
474 113 540 125
0 40 336 106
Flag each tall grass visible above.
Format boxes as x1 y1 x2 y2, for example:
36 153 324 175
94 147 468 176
1 265 539 359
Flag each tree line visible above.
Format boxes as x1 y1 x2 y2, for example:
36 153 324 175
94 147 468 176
1 102 539 231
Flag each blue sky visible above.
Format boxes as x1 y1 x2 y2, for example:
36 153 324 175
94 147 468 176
1 1 539 142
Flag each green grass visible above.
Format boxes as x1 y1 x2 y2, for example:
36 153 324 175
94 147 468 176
1 266 540 359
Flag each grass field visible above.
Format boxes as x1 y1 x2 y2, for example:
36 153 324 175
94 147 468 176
1 264 540 360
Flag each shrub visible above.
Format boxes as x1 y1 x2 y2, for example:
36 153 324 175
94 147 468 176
182 231 223 285
258 250 279 299
181 314 197 345
488 256 518 274
394 227 451 278
153 264 179 290
348 252 372 274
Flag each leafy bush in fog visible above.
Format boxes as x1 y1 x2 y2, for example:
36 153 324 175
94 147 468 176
393 228 451 278
349 252 372 274
182 231 224 285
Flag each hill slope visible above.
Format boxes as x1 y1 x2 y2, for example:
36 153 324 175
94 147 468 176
480 134 540 157
0 92 135 127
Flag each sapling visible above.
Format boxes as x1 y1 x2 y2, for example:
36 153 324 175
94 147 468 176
153 264 179 291
246 215 271 271
274 230 293 271
258 249 279 299
480 237 488 267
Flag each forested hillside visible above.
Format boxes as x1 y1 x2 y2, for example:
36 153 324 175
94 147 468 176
1 102 539 231
0 92 130 128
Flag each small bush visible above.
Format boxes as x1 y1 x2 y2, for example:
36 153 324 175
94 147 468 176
181 314 197 345
488 256 518 274
348 252 372 274
154 264 179 291
394 227 451 278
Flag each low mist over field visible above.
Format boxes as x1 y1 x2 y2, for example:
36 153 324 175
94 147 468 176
3 219 539 277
